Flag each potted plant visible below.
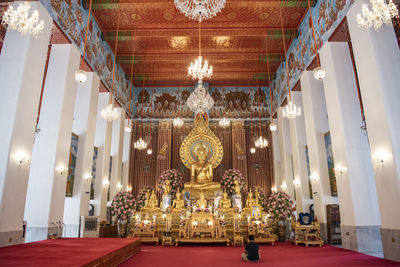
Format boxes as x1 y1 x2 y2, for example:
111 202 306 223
110 191 136 237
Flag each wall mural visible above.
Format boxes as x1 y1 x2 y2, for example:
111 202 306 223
133 84 272 121
40 0 132 114
324 132 338 196
90 146 98 200
66 133 79 197
271 0 354 111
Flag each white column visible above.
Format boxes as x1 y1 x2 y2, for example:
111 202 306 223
0 2 52 247
109 109 125 200
24 44 80 242
122 119 132 191
348 0 400 261
271 128 282 190
300 71 338 240
63 73 100 237
289 92 312 213
92 93 113 221
320 41 382 254
277 107 295 199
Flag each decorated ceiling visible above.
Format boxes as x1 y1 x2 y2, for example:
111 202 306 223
84 0 315 87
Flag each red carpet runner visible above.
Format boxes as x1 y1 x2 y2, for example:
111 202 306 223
0 238 140 267
120 242 399 267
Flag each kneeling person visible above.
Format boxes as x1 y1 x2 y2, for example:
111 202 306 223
242 235 260 262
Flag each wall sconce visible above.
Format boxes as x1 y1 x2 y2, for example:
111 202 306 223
147 149 153 155
294 178 301 186
116 183 122 191
55 165 68 175
250 147 256 154
103 179 110 187
280 183 287 191
334 165 346 176
83 173 93 182
127 185 132 192
374 150 389 166
271 186 277 192
310 173 319 183
12 150 30 166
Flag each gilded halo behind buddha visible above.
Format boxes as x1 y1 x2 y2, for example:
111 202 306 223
180 113 223 191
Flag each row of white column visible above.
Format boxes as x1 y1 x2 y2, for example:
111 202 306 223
0 2 132 246
271 0 400 261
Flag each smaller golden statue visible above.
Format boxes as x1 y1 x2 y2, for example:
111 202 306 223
172 191 185 210
163 180 171 196
142 190 160 211
234 180 241 195
219 191 232 210
254 190 260 205
197 191 208 208
143 190 151 208
245 192 256 208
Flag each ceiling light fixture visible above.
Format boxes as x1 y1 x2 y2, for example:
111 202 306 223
173 89 184 127
174 0 226 22
263 30 277 132
219 87 230 127
134 81 148 150
254 80 268 148
357 0 399 31
125 32 135 133
1 2 44 38
279 5 301 120
101 4 121 122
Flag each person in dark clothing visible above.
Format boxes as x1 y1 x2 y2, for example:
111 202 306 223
242 235 260 262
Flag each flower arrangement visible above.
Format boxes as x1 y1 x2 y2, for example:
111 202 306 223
157 169 184 196
220 169 245 196
110 191 136 221
250 186 268 210
266 191 296 221
136 186 154 211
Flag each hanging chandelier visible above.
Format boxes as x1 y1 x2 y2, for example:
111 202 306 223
174 0 226 22
173 117 184 127
188 56 213 82
255 80 268 148
134 137 147 150
255 136 268 149
279 4 301 120
101 4 120 122
357 0 399 31
125 32 135 133
2 2 44 38
282 101 301 119
313 66 326 80
125 121 132 133
186 83 214 113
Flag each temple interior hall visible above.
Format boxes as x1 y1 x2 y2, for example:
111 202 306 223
0 0 400 266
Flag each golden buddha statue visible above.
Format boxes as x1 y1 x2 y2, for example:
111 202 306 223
197 191 208 208
172 191 185 210
163 180 171 196
142 190 160 212
254 190 260 205
245 192 256 208
184 143 221 190
234 180 241 195
219 191 232 210
143 190 151 208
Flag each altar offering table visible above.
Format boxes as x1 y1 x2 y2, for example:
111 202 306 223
291 224 324 247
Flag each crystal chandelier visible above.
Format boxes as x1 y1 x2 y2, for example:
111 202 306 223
174 0 226 22
186 83 214 113
250 147 256 154
269 122 277 132
357 0 399 31
188 56 213 83
282 101 301 119
125 120 132 133
101 104 120 122
255 136 268 148
134 137 147 150
219 117 230 127
173 117 184 127
2 2 44 38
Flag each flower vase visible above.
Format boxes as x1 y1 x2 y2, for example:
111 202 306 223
118 218 130 238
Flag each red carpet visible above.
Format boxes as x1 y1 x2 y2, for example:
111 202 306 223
0 238 140 267
119 242 399 267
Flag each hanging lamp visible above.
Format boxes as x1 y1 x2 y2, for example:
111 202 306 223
74 0 93 84
279 4 301 120
173 89 184 127
101 4 121 122
264 31 277 132
219 87 230 127
125 32 135 133
307 0 326 80
250 86 256 154
254 80 268 148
